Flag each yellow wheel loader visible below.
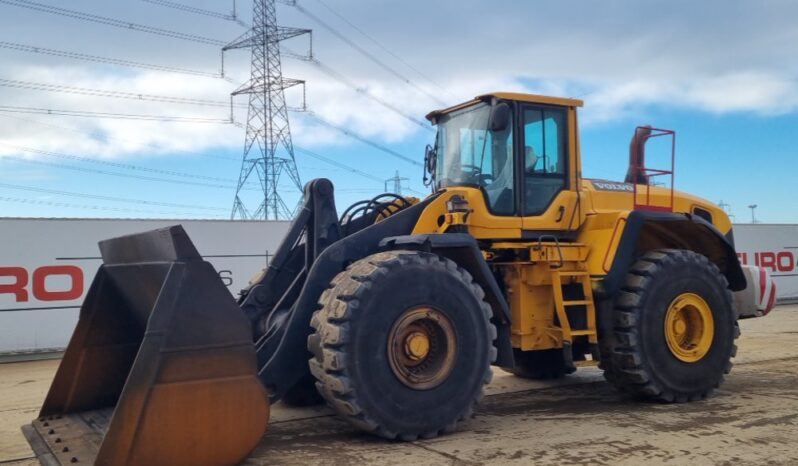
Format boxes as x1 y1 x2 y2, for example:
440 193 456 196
23 93 774 465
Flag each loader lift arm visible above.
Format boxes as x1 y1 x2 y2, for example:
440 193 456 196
238 179 341 340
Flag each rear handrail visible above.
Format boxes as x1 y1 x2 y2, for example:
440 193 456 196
631 126 676 212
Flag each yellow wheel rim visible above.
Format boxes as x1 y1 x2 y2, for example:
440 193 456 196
387 306 457 390
664 293 714 363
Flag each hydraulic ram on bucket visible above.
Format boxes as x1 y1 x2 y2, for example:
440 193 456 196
22 226 269 466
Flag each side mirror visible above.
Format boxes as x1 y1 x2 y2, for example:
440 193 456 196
489 102 511 132
423 144 437 187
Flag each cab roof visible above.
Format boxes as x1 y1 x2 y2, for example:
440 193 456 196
425 92 584 122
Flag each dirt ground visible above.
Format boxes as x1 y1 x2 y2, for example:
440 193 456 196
1 305 796 466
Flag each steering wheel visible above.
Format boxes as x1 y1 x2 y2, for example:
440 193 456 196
458 164 493 185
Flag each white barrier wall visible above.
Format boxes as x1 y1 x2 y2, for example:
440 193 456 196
0 218 795 355
0 218 290 354
733 224 798 302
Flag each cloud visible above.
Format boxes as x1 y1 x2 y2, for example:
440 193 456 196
570 71 798 123
1 0 797 160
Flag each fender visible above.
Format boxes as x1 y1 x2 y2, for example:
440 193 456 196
602 210 747 296
379 233 514 368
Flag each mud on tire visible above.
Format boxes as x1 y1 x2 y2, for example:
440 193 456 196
308 250 497 440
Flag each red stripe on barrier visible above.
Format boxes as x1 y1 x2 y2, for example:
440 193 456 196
764 281 776 316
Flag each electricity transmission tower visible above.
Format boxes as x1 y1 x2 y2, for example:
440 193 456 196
224 0 311 219
748 204 758 224
384 170 409 195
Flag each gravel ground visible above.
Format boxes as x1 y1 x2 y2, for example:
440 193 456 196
1 305 796 466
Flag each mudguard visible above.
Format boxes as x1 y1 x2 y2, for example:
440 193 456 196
602 210 747 295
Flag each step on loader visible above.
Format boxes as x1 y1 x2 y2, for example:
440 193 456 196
23 92 775 465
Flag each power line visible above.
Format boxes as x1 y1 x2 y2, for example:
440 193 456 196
0 113 246 164
0 96 423 196
310 54 433 131
313 0 452 99
0 154 239 190
335 188 382 193
306 112 421 167
86 117 411 192
223 37 433 132
0 113 253 171
0 41 228 80
292 2 447 107
0 0 227 46
0 104 232 123
0 182 227 211
0 143 240 183
0 112 406 195
0 77 246 109
1 118 427 196
293 145 382 183
0 194 225 217
293 145 424 196
1 110 426 194
284 46 433 132
0 112 168 155
196 153 241 162
0 3 436 168
140 0 244 25
0 114 271 188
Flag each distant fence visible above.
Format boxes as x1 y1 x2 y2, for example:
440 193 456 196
1 219 795 356
0 218 290 355
733 224 798 303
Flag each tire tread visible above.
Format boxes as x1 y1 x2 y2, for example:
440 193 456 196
308 250 496 440
602 249 739 402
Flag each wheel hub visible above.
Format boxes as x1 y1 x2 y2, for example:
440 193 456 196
387 306 456 390
664 293 715 363
404 332 430 360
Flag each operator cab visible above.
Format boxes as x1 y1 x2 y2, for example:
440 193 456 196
426 93 583 227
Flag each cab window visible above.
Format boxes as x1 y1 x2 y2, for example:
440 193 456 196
435 103 515 215
522 106 567 215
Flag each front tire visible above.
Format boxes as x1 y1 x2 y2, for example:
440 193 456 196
603 249 738 402
308 250 496 440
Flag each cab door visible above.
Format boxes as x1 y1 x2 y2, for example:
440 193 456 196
519 104 584 234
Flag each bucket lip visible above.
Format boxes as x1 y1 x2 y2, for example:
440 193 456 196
99 225 202 265
22 423 61 466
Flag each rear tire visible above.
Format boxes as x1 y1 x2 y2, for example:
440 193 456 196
308 250 497 440
603 249 738 402
507 348 575 380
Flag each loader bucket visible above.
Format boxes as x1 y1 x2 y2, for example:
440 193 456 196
22 226 269 466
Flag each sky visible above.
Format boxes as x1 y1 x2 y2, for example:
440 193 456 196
0 0 796 222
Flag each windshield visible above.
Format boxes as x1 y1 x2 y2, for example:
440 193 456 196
434 102 515 214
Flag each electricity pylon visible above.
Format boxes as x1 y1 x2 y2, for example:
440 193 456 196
225 0 311 219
